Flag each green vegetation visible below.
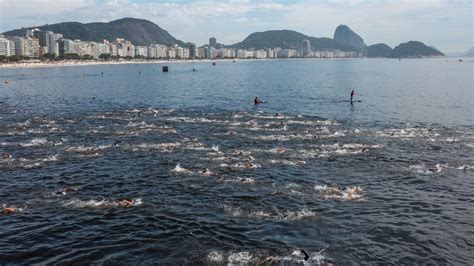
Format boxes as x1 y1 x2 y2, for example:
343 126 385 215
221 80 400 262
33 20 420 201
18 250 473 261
367 43 393 58
0 55 30 62
391 41 444 58
99 53 111 60
42 53 56 60
231 30 358 51
62 53 81 60
3 17 185 47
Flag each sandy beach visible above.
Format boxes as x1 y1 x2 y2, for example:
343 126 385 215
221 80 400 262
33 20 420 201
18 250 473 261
0 59 217 69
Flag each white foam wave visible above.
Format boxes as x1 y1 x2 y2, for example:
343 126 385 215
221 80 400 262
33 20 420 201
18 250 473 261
206 248 332 265
63 198 142 208
2 137 50 147
245 207 316 221
228 251 253 264
207 250 224 262
314 185 366 202
268 159 306 166
232 161 261 169
171 163 193 174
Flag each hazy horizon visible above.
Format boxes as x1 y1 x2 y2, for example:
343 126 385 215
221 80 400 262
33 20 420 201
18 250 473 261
0 0 473 53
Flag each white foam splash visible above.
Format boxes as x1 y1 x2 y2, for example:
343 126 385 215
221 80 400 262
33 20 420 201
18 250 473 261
247 208 316 221
63 199 114 208
314 185 366 202
207 250 224 262
268 159 306 166
200 168 214 176
63 198 142 208
2 137 51 147
223 204 242 217
232 161 261 169
171 163 193 174
228 252 253 264
374 127 440 139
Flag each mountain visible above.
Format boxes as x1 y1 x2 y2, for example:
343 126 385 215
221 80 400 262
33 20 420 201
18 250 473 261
231 30 358 51
429 45 443 54
463 47 474 57
391 41 444 58
367 43 393 58
333 25 366 50
3 18 185 47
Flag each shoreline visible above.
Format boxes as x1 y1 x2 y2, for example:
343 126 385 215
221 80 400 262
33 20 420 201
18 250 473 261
0 58 357 69
0 56 463 69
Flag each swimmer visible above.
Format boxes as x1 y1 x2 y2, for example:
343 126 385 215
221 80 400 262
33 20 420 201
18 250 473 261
254 97 264 105
113 140 123 146
55 187 77 195
2 153 12 159
202 168 213 176
327 258 336 266
243 161 254 168
265 256 276 263
2 207 16 214
116 198 135 208
292 249 310 261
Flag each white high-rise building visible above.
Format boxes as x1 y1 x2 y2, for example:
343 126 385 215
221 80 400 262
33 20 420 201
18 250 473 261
254 50 267 59
0 35 15 56
174 46 184 58
48 33 63 56
277 49 298 58
302 39 311 57
135 46 148 57
12 36 26 56
167 48 176 59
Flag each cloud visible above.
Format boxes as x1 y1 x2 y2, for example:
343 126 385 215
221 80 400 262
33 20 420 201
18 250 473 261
0 0 472 52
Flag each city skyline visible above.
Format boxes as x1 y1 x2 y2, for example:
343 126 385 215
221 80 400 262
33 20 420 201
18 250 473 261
0 0 472 53
1 28 362 59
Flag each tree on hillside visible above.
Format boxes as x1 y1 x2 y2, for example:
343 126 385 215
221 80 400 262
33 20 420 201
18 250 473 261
83 55 94 60
99 53 111 60
42 53 56 60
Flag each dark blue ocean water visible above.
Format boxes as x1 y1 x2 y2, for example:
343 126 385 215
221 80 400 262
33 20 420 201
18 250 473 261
0 58 473 264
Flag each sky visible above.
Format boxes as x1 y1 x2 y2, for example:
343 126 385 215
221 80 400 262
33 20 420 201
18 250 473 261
0 0 472 53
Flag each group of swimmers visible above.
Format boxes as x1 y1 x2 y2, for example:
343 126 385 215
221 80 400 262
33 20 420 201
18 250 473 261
1 187 138 215
254 90 356 105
